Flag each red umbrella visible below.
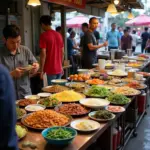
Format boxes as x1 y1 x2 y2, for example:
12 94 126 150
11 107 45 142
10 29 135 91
125 14 150 26
66 16 100 28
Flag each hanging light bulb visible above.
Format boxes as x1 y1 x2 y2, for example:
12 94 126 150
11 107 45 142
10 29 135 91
28 0 41 7
114 0 119 5
127 12 134 19
107 4 118 13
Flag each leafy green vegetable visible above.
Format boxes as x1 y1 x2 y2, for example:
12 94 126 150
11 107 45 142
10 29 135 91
86 85 110 97
107 93 130 105
92 110 113 119
39 97 59 107
46 128 72 140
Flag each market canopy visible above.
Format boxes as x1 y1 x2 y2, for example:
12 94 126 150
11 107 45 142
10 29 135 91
125 14 150 26
66 16 101 28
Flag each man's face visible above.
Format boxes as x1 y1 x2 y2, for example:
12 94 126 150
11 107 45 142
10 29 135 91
89 19 99 31
82 26 88 33
4 36 21 52
112 24 116 30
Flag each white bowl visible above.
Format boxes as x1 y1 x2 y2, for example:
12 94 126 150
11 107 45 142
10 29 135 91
37 93 51 98
25 104 46 112
51 79 68 85
25 95 40 100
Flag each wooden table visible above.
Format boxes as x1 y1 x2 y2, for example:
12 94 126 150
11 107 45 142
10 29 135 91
18 118 112 150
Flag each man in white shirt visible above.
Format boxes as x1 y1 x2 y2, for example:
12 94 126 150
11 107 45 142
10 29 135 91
131 30 138 53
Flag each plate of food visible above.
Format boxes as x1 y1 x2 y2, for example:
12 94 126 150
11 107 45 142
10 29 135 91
70 119 100 132
16 99 37 107
55 103 91 116
20 65 33 71
105 63 114 69
107 78 124 86
25 95 40 100
107 93 131 105
42 85 69 93
111 86 141 96
25 104 46 112
79 98 110 109
16 107 27 120
16 124 28 140
51 90 85 102
21 110 72 130
127 62 143 68
137 72 150 77
86 79 105 85
106 105 125 113
138 54 149 59
65 82 86 89
108 69 127 77
126 82 147 90
88 110 115 122
51 79 68 86
90 72 100 78
68 74 90 82
37 97 62 108
84 85 110 98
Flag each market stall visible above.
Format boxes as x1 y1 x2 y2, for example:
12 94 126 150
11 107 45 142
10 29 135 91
17 53 150 150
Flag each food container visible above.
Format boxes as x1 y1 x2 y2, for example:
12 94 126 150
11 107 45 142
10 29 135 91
77 69 89 74
51 79 68 86
135 74 143 81
127 70 135 78
118 63 125 71
112 128 118 150
137 93 146 114
98 59 106 70
42 127 77 145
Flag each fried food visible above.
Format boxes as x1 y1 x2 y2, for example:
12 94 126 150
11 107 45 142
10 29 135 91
24 110 70 129
17 99 37 107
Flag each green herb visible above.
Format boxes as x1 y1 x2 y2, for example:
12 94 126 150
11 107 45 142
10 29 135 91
46 128 72 140
40 97 59 107
92 110 113 119
86 85 110 97
107 93 130 105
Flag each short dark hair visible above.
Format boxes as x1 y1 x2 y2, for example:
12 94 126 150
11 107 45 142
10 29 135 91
89 17 97 23
40 15 52 26
126 26 131 31
3 25 20 39
145 27 148 31
124 29 128 33
68 28 73 33
56 26 61 32
111 23 116 26
133 30 136 34
70 30 76 36
82 23 88 28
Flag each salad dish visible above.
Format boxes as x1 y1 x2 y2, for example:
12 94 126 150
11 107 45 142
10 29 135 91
89 110 115 122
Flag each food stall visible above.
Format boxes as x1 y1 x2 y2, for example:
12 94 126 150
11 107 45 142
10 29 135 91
16 53 150 150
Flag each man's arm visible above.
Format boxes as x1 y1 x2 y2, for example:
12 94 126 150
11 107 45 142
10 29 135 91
88 43 106 51
40 48 46 73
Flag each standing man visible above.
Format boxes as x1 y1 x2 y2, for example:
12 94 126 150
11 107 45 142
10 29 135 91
141 27 150 53
131 30 138 53
81 17 108 69
107 23 120 50
121 29 132 53
39 15 64 85
0 65 18 150
118 27 123 38
0 25 39 99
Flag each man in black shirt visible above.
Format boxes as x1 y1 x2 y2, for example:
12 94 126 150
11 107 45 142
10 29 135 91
81 17 108 69
141 27 150 53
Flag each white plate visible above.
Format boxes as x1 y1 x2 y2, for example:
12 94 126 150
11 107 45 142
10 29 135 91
25 95 40 100
51 79 68 83
106 105 125 113
79 98 110 109
92 63 98 67
25 104 46 112
88 111 116 122
108 72 127 77
70 119 100 132
37 93 51 97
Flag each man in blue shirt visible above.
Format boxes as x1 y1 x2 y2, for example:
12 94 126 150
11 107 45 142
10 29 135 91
107 23 120 50
0 65 18 149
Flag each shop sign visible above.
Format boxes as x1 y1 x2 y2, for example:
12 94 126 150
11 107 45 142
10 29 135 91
48 0 86 9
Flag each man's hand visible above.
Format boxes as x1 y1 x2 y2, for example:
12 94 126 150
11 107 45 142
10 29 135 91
30 63 39 75
103 41 108 47
11 68 24 78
